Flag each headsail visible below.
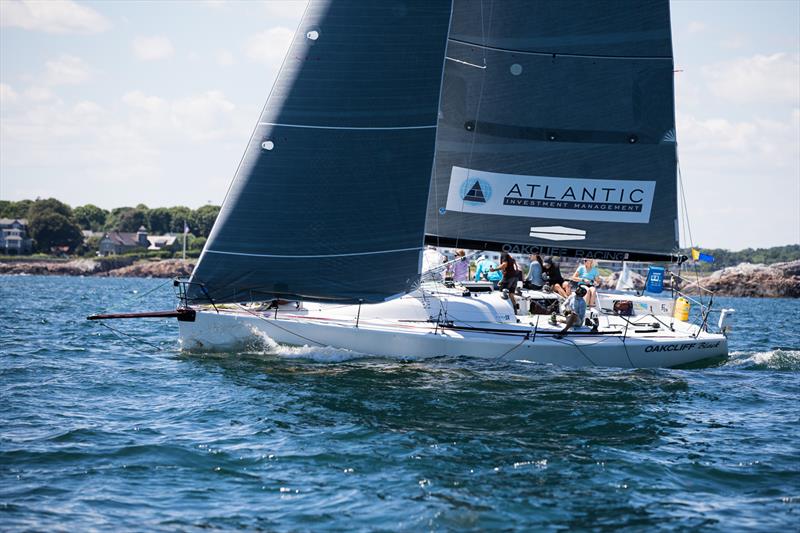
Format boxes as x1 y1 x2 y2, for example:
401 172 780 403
425 0 680 261
188 0 452 304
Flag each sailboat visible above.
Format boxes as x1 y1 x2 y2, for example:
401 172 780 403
92 0 731 368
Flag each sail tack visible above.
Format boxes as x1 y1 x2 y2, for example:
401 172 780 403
425 0 680 261
188 0 452 304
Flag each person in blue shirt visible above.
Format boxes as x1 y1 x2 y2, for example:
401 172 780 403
524 253 544 290
474 255 502 289
564 258 599 306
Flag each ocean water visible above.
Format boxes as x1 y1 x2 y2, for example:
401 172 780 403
1 275 798 531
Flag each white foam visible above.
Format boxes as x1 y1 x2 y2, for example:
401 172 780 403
245 327 372 362
727 349 800 370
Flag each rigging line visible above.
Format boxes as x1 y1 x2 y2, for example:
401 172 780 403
494 334 528 362
97 321 162 352
257 122 437 131
204 246 421 259
92 278 174 318
551 336 598 366
236 305 326 347
455 0 493 250
678 159 707 306
430 0 455 252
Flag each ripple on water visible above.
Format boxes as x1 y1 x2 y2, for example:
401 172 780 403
0 278 798 530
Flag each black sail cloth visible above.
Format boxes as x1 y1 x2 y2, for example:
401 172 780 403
424 0 680 261
188 0 452 304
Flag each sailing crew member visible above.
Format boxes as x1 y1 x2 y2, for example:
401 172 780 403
474 255 502 289
542 257 568 298
554 285 587 339
565 258 599 306
451 249 469 282
491 252 521 311
524 253 544 290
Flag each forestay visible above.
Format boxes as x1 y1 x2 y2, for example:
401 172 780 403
425 0 680 261
188 0 452 304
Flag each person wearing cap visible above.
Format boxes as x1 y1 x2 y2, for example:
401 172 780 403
474 255 502 288
542 257 568 298
554 285 587 338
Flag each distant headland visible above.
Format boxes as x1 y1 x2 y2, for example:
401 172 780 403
1 198 798 297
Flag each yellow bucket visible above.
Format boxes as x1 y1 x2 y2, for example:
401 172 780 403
673 297 690 321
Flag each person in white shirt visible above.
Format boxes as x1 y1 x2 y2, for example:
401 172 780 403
554 285 587 339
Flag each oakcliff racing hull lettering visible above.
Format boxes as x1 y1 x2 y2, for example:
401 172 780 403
644 341 722 353
445 166 656 223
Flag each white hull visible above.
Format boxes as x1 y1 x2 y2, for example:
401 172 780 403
178 286 728 369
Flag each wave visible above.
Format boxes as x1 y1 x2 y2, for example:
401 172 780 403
724 349 800 371
246 328 374 363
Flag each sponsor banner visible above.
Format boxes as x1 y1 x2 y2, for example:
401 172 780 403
445 166 656 223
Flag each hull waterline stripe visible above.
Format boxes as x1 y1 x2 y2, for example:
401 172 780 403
258 122 437 131
205 247 422 259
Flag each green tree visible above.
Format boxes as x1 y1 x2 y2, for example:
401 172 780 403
117 209 149 232
193 205 220 237
105 207 132 231
148 207 172 235
0 199 34 218
28 198 73 219
28 212 83 252
168 206 194 234
73 204 108 231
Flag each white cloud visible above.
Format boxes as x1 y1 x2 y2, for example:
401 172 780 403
132 35 175 61
24 86 57 102
122 90 237 142
0 83 19 106
703 53 800 105
245 27 294 66
44 55 90 85
261 0 308 19
687 20 706 34
676 109 800 247
0 0 110 34
215 49 235 67
122 90 167 113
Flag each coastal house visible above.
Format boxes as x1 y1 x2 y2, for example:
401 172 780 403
98 226 181 255
147 234 180 252
99 226 150 255
0 218 33 255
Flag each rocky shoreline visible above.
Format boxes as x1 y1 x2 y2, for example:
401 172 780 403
0 258 195 278
1 258 798 298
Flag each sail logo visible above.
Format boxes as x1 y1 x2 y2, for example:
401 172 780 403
459 178 492 204
445 166 656 224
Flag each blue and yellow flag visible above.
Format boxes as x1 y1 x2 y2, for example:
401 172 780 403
691 248 715 263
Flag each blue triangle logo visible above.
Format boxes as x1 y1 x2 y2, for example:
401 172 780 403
463 181 486 203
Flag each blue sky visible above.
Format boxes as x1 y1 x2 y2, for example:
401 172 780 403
1 0 798 250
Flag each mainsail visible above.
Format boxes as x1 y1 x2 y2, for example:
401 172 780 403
188 1 452 304
425 0 680 261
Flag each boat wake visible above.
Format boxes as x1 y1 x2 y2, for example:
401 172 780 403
246 328 374 363
725 349 800 371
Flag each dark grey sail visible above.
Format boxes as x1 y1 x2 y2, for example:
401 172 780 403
188 0 452 304
425 0 681 262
